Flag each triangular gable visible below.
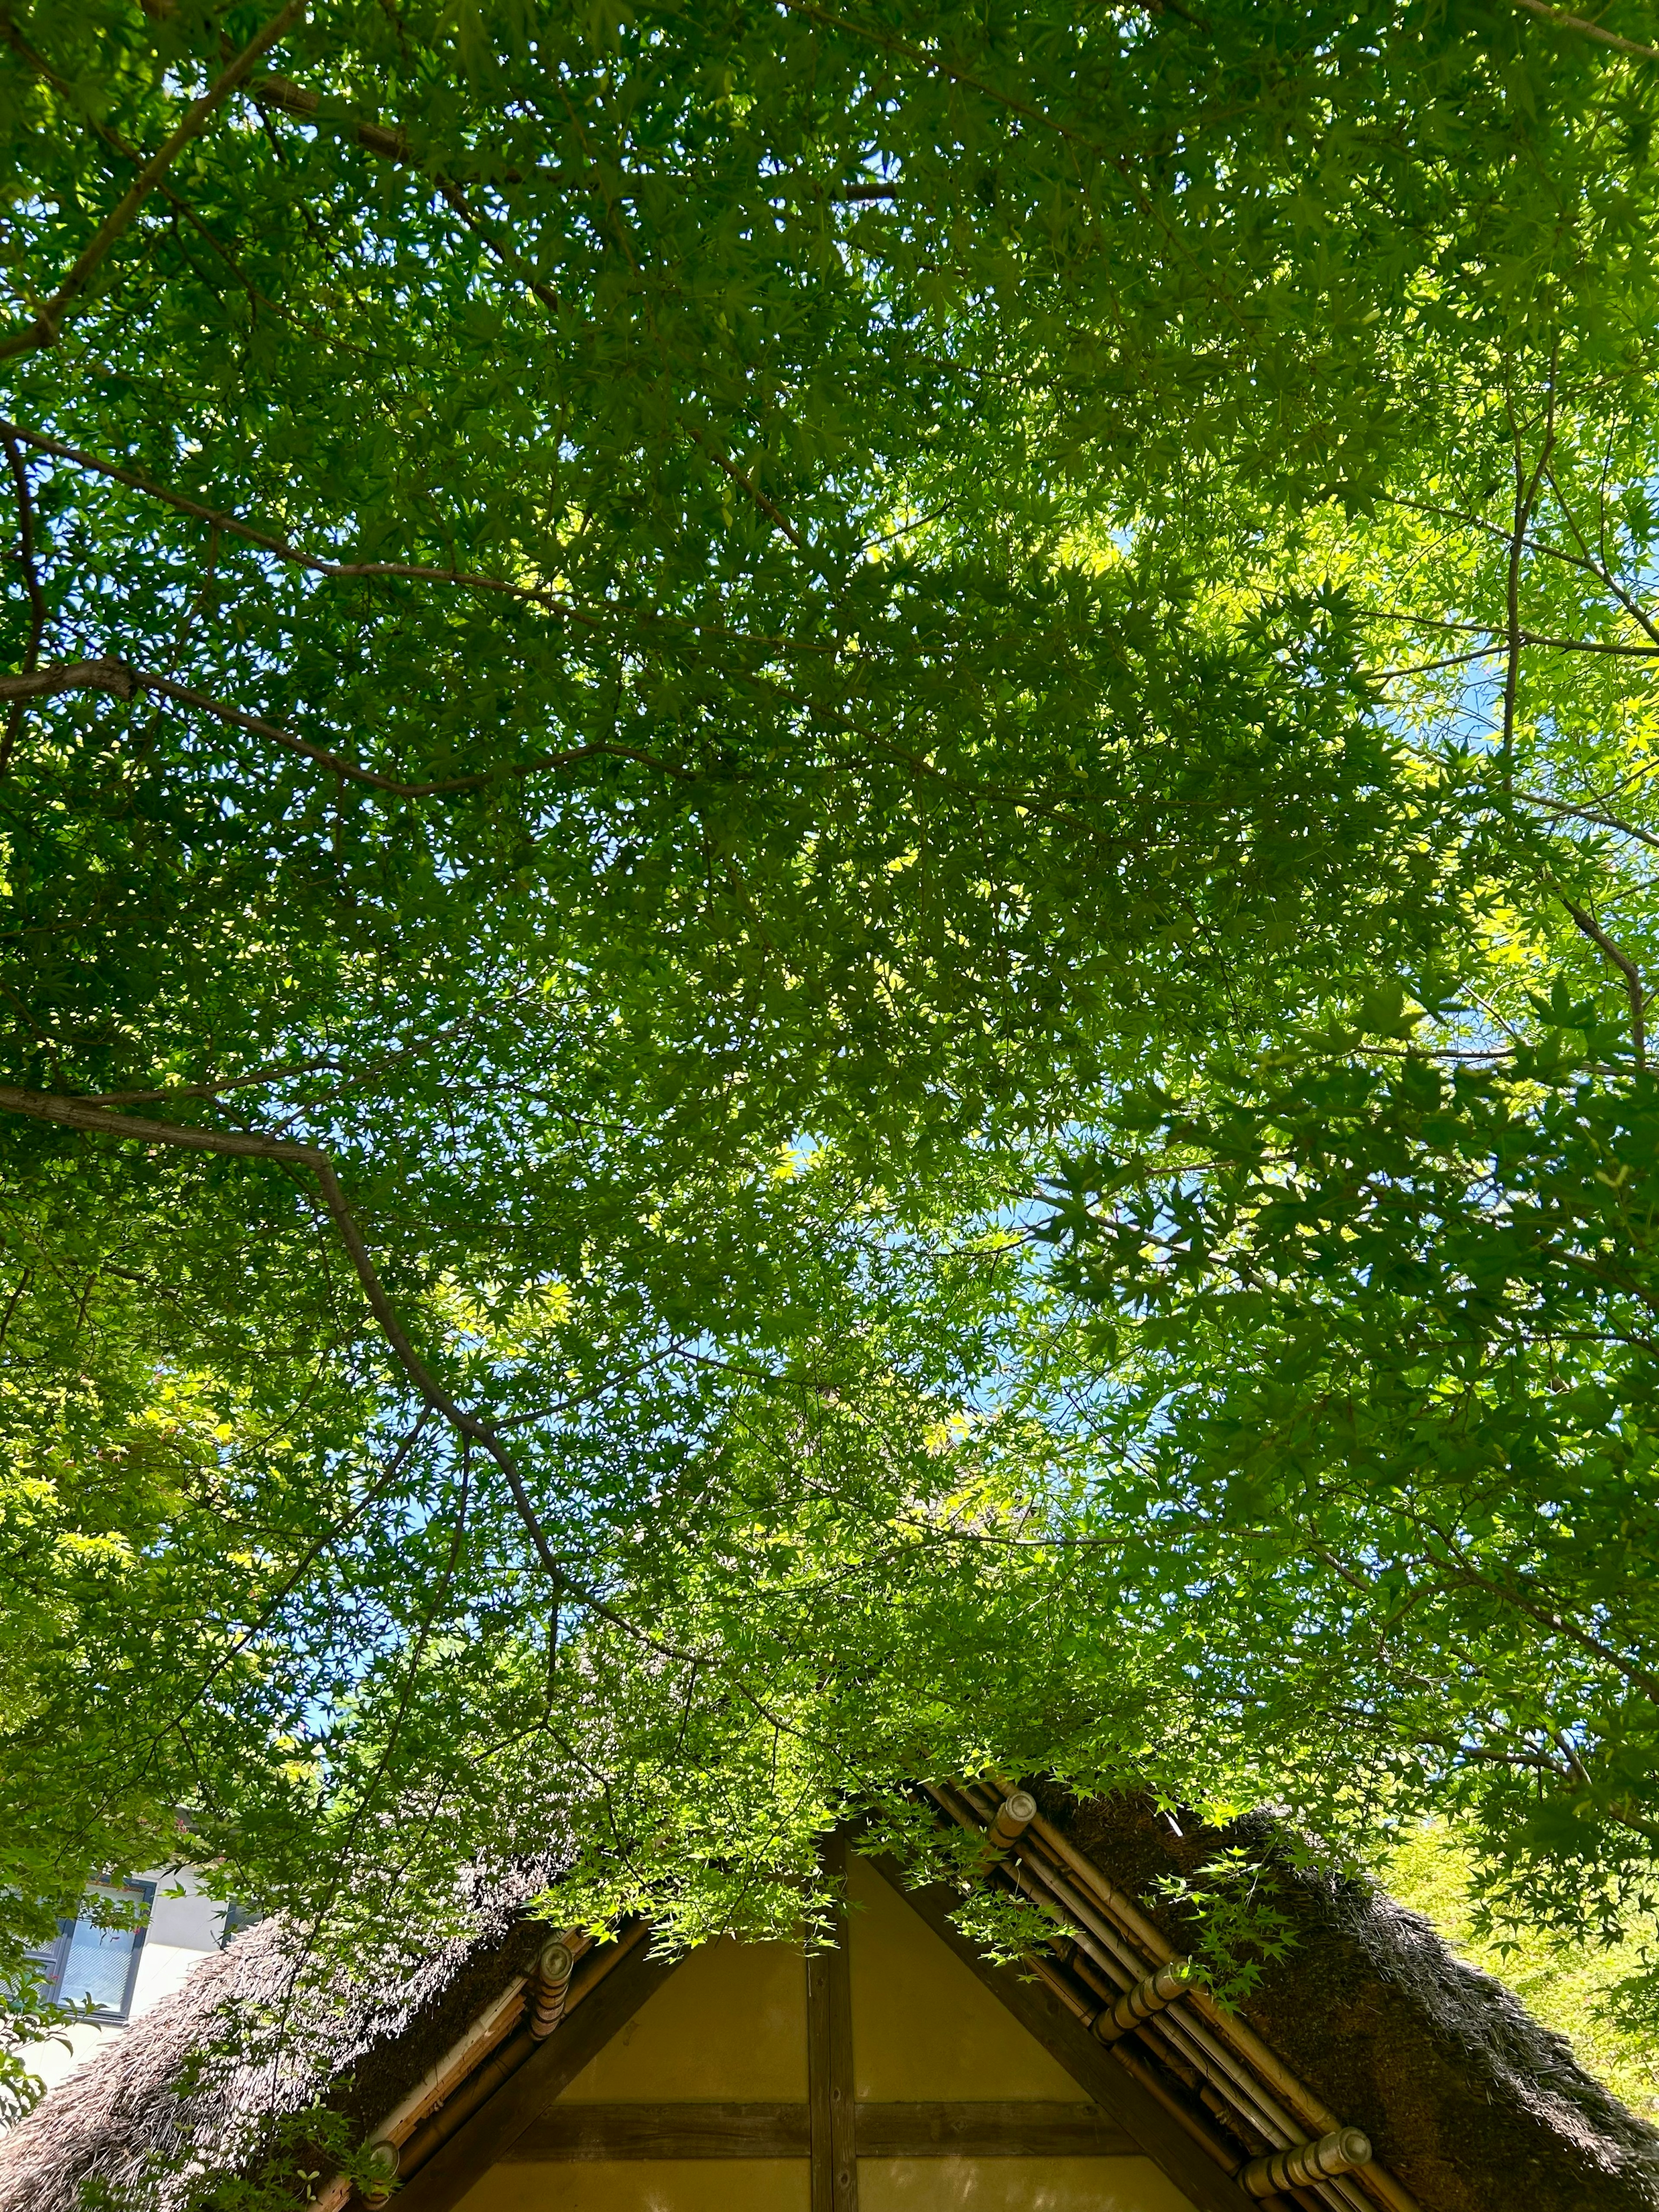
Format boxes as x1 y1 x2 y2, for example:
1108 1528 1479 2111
322 1795 1418 2212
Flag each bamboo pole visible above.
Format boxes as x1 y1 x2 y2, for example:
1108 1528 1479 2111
304 1976 533 2212
989 1818 1305 2154
969 1781 1423 2212
1243 2131 1373 2197
531 1939 576 2039
1092 1960 1201 2044
393 1923 650 2186
985 1791 1038 1858
360 2140 399 2209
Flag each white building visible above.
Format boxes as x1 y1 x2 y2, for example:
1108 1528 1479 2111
22 1870 243 2097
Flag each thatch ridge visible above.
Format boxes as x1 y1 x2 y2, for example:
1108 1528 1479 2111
1047 1789 1659 2212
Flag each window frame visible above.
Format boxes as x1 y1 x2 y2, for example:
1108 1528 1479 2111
29 1878 156 2024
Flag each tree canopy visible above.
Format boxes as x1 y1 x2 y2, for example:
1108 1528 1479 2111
5 0 1659 2125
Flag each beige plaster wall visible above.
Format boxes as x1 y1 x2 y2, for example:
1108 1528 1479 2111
457 2159 1192 2212
859 2159 1197 2212
456 2158 809 2212
557 1938 807 2102
844 1857 1085 2104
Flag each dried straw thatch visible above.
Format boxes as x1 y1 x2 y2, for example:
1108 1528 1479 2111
1054 1790 1659 2212
2 1793 1656 2212
0 1859 561 2212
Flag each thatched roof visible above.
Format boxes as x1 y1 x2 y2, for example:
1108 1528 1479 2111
0 1859 562 2212
3 1792 1655 2212
1051 1789 1659 2212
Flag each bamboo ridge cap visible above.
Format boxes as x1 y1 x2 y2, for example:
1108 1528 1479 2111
941 1780 1424 2212
1092 1959 1202 2044
1242 2129 1373 2197
311 1924 609 2210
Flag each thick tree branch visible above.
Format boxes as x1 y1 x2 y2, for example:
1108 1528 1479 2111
1510 0 1659 62
0 658 135 705
251 71 413 163
0 2 308 363
0 656 692 793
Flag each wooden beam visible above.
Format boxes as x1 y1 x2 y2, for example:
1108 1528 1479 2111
857 2101 1137 2158
393 1935 681 2212
863 1855 1259 2212
807 1832 859 2212
505 2100 1140 2160
509 2102 811 2159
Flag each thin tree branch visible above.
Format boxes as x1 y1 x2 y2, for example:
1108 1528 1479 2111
1558 893 1648 1065
679 420 805 550
88 1052 351 1107
0 1 308 362
1427 1530 1659 1703
1545 459 1659 651
0 656 692 793
772 0 1105 152
0 1085 715 1668
1502 404 1555 789
1516 788 1659 851
0 431 46 775
1370 645 1505 681
1510 0 1659 62
142 1412 434 1754
1359 606 1659 659
0 416 599 626
1383 491 1659 651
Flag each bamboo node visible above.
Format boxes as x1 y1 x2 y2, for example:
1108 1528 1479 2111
1241 2127 1373 2196
531 1939 576 2039
1090 1956 1201 2044
359 2139 398 2208
984 1790 1038 1859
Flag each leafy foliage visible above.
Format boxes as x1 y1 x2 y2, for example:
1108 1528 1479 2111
1386 1820 1659 2122
3 0 1659 2115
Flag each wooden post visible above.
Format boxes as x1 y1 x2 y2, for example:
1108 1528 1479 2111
807 1831 859 2212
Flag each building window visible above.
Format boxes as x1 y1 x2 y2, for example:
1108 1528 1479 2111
219 1901 262 1948
28 1880 155 2022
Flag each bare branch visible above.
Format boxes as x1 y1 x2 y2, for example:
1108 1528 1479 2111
0 2 309 363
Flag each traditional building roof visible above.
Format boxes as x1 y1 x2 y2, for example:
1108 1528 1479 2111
1 1784 1653 2212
